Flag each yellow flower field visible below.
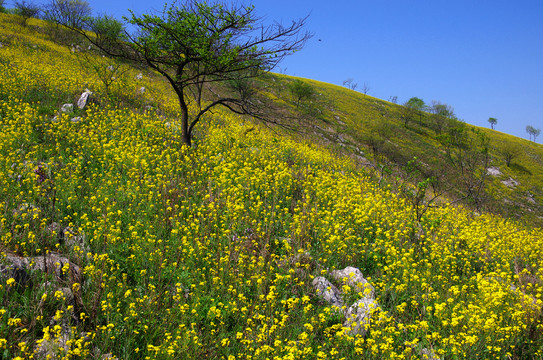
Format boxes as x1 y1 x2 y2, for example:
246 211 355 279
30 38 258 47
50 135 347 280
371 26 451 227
0 13 542 359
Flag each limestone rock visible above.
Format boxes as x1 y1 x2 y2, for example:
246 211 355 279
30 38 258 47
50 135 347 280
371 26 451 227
486 166 502 176
60 104 73 113
421 348 441 360
70 117 81 123
343 297 379 336
330 266 375 298
77 89 93 109
135 73 143 80
312 276 343 308
1 253 80 283
501 177 519 188
34 324 72 359
138 86 146 94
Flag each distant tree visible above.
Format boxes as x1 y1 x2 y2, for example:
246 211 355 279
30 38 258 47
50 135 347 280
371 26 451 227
403 97 426 126
362 82 370 96
388 95 398 104
499 143 521 167
487 117 497 130
429 100 455 134
441 125 490 211
44 0 91 29
342 78 358 90
0 0 6 13
288 79 314 108
90 15 126 41
14 0 41 26
60 0 312 147
363 117 392 158
526 125 541 142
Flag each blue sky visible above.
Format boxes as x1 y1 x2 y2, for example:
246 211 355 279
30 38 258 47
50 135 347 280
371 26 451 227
28 0 543 141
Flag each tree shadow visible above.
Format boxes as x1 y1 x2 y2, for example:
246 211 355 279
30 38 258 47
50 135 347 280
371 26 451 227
509 163 532 175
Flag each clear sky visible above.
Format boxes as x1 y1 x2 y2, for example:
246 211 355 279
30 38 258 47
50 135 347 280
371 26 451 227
28 0 543 141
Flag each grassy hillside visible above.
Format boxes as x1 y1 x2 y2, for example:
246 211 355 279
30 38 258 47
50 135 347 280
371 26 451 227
254 74 543 228
1 13 543 359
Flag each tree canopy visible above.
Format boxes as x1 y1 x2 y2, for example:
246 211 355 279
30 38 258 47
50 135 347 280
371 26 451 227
61 0 311 146
487 117 497 130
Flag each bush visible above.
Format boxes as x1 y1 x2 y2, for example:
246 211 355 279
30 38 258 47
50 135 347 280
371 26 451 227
90 14 126 42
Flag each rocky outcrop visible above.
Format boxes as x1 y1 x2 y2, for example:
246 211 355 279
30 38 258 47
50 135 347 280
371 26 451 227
312 266 379 336
502 177 519 187
1 252 81 287
343 297 379 336
487 166 502 176
330 266 375 298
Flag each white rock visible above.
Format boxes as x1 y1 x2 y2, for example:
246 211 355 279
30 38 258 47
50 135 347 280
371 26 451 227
487 166 502 176
501 177 519 188
312 276 343 308
330 266 375 299
343 297 379 336
77 89 93 109
60 104 73 113
135 73 143 80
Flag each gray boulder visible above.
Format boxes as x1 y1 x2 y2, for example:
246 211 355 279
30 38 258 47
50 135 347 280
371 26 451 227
343 297 379 336
330 266 375 298
312 276 343 308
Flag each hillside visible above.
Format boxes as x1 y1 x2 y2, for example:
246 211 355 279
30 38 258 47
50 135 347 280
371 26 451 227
250 74 543 228
1 13 543 360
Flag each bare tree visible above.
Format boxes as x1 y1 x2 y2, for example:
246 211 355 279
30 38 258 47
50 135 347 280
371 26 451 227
362 82 370 96
342 78 358 91
43 0 91 29
14 0 41 26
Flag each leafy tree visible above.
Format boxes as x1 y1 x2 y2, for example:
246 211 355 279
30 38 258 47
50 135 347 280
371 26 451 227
402 97 425 126
363 118 391 159
0 1 6 13
90 15 125 41
526 125 541 142
14 0 41 26
288 79 314 108
43 0 91 29
429 100 455 134
499 143 521 167
61 1 311 146
487 117 497 130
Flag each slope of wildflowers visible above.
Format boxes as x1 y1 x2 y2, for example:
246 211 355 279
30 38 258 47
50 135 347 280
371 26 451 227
1 13 543 359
